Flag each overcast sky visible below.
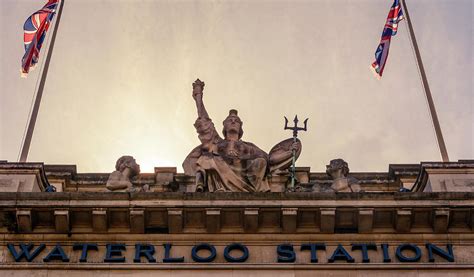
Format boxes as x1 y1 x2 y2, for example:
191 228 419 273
1 0 472 173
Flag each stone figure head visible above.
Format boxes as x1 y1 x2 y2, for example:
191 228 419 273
115 156 140 177
326 158 349 179
222 109 244 139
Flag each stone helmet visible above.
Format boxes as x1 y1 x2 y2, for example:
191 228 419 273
222 109 244 139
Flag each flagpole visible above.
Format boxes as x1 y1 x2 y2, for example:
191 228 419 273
19 0 65 162
400 0 449 162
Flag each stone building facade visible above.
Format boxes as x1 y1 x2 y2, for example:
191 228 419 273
0 160 473 276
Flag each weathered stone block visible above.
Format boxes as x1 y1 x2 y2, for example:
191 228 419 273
168 208 183 233
54 209 69 233
358 208 373 233
92 208 107 232
244 208 259 233
282 208 298 233
130 208 145 233
155 167 177 188
470 208 474 230
295 167 310 183
16 209 32 233
320 208 335 233
396 209 412 233
433 208 450 233
206 208 221 233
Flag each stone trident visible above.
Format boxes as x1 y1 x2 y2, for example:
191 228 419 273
284 115 308 188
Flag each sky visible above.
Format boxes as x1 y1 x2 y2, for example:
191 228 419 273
0 0 472 174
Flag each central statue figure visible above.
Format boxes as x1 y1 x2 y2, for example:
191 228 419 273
183 79 302 192
183 79 270 192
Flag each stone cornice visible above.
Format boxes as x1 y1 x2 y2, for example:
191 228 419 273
1 192 473 235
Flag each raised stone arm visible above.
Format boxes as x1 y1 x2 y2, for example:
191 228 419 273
191 79 221 150
192 79 209 119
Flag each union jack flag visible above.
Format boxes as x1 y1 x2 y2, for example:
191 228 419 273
21 0 59 77
370 0 404 79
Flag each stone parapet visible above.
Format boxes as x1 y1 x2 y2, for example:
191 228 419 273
0 163 51 192
17 163 421 193
37 161 474 193
411 161 474 192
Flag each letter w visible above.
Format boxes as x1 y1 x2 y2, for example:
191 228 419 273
7 243 45 262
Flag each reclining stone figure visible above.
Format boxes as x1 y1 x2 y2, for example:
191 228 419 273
106 156 148 192
326 158 361 192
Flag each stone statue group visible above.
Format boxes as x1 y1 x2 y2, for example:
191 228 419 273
106 79 360 193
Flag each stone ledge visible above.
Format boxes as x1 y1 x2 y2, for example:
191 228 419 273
1 191 474 201
1 192 473 235
0 264 474 270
